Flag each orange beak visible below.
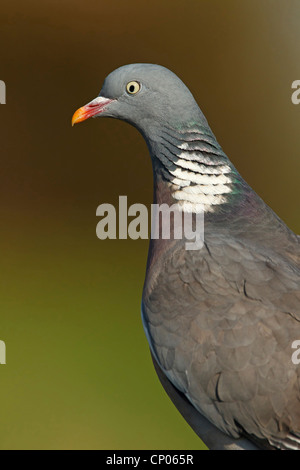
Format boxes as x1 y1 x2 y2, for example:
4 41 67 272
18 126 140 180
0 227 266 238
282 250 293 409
72 96 114 126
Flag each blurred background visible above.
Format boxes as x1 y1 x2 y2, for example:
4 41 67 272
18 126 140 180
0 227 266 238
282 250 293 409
0 0 300 450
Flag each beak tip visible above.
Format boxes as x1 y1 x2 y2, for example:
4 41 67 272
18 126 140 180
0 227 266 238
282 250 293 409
71 108 83 127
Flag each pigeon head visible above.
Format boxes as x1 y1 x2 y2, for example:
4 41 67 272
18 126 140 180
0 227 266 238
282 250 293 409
72 63 208 140
72 63 250 215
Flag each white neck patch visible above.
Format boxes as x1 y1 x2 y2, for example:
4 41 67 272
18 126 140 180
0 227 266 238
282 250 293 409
158 150 233 213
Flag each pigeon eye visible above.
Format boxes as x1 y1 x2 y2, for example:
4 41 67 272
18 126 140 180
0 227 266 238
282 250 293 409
126 81 141 95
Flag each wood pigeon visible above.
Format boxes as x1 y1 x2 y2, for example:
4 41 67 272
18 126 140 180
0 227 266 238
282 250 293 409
72 64 300 450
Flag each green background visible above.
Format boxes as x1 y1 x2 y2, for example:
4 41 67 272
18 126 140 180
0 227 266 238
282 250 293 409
0 0 300 450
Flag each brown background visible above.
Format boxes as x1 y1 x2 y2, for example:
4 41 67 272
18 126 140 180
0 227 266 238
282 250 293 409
0 0 300 449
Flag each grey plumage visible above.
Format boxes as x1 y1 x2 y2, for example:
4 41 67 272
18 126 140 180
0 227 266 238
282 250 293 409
151 352 262 450
72 64 300 450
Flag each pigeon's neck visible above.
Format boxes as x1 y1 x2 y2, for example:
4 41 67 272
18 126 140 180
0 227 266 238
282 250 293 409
149 122 247 215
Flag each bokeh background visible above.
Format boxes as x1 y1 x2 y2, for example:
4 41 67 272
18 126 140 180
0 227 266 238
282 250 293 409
0 0 300 450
